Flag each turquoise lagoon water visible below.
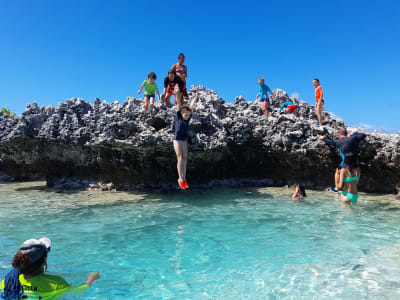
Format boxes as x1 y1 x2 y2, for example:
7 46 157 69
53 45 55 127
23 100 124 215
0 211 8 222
1 182 400 299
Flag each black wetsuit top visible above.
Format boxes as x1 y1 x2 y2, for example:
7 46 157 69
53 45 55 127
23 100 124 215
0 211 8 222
323 133 366 167
174 111 191 141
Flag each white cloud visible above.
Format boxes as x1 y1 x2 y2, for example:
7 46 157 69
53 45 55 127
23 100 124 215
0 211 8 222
290 92 300 100
353 122 397 134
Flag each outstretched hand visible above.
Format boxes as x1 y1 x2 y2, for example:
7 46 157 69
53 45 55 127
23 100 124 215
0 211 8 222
319 136 326 140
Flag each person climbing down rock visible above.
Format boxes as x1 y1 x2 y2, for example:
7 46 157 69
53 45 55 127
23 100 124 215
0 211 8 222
319 128 366 192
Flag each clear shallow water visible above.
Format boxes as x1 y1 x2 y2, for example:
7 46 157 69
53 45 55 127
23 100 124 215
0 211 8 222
1 182 400 299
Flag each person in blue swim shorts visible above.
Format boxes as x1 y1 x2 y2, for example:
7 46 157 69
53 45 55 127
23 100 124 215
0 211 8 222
256 77 275 118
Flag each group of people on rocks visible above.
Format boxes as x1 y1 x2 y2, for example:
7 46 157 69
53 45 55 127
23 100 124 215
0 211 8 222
257 77 324 128
138 53 188 110
293 128 366 204
136 53 365 200
0 54 370 300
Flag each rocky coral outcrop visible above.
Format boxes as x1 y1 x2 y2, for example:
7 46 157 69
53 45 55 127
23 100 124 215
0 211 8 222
0 86 399 193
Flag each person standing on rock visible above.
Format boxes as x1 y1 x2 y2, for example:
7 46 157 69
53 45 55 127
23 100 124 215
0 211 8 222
319 128 366 192
137 72 161 111
337 153 361 203
173 89 199 190
256 77 274 118
162 70 185 107
313 79 324 128
171 53 188 102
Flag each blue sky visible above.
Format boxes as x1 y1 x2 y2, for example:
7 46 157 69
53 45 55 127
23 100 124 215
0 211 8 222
0 0 399 132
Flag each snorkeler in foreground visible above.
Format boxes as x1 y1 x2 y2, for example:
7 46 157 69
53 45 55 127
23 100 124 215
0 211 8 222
1 238 99 300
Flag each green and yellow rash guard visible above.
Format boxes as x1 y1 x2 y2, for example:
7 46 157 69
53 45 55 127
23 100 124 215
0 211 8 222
1 274 89 299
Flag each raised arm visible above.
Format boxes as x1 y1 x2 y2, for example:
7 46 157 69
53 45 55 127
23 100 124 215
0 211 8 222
190 90 199 112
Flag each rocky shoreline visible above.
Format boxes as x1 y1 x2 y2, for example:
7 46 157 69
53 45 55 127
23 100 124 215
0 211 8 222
0 86 399 194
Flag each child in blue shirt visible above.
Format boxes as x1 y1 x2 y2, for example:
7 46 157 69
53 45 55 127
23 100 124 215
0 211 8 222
256 77 274 118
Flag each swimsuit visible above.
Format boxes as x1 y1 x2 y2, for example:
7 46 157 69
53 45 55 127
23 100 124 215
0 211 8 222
342 169 359 203
174 66 188 97
259 84 271 101
342 191 359 203
174 111 191 141
315 85 323 103
164 76 184 96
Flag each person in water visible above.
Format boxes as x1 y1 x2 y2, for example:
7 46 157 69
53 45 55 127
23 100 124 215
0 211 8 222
313 78 324 128
292 185 307 201
1 237 100 300
319 128 366 192
137 72 160 111
279 99 297 116
173 89 199 189
338 153 361 203
256 77 274 118
171 53 188 101
162 70 185 107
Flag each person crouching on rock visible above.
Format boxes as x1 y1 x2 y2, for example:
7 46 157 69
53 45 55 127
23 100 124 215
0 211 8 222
162 70 185 107
173 89 199 189
279 99 297 116
256 77 274 118
337 153 360 204
292 185 306 201
137 72 161 111
1 237 100 299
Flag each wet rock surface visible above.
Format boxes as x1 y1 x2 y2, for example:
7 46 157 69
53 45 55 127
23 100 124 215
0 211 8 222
0 86 399 193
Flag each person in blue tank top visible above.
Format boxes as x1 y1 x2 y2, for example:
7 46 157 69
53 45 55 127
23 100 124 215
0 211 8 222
256 77 275 118
173 89 199 190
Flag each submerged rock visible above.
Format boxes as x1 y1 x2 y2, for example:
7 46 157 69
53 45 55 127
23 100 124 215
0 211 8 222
0 87 399 193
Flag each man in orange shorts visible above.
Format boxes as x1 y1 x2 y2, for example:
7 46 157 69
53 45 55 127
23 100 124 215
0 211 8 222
313 78 324 128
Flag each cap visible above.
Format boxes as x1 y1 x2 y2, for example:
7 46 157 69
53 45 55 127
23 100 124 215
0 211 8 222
19 237 51 264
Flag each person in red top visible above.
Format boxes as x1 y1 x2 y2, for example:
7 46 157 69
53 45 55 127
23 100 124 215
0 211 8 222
313 78 324 128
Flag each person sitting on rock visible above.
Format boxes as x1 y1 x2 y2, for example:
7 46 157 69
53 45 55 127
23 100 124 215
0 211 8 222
162 70 185 107
173 89 199 190
292 185 306 201
279 99 297 116
319 128 366 192
256 77 274 118
137 72 161 111
1 237 100 300
171 53 188 102
338 153 361 204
